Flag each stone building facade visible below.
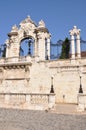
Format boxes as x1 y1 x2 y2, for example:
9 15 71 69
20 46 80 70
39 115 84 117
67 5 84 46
0 16 86 110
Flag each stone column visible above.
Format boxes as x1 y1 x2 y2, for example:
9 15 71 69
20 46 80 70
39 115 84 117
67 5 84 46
38 38 45 60
48 94 55 109
26 95 31 103
76 34 81 58
34 39 38 57
47 38 50 60
71 35 75 59
6 46 9 58
5 40 10 58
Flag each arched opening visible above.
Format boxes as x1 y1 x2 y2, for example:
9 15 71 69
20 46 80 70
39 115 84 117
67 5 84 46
19 37 34 57
0 44 6 58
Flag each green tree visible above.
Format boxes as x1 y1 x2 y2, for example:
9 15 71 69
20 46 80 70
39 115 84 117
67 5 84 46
60 38 70 59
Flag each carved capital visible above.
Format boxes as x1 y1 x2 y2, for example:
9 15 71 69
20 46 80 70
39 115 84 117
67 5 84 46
69 26 81 36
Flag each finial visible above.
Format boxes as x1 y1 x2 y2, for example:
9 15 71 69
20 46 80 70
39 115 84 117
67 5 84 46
38 20 45 27
74 26 77 29
11 24 18 32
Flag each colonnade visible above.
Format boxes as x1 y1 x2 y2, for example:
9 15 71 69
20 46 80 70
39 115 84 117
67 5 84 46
69 26 81 59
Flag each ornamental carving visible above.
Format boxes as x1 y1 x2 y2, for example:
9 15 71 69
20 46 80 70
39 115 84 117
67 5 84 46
5 16 51 60
69 26 81 36
20 16 36 25
11 25 18 32
38 20 45 28
3 65 26 70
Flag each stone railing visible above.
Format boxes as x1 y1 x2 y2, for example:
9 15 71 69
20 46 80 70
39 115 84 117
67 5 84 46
30 94 49 104
77 94 86 112
0 93 55 110
0 56 32 64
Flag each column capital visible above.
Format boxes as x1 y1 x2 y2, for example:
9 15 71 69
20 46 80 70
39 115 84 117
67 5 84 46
69 26 81 36
70 35 74 40
76 34 80 40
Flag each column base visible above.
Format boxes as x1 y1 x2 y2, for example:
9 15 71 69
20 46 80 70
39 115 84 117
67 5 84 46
71 54 75 60
76 53 81 59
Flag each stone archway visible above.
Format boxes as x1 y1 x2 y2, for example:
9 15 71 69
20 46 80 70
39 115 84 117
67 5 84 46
19 37 35 57
5 16 51 60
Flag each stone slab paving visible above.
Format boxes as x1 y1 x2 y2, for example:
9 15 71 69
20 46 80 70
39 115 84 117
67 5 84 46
0 107 86 130
55 103 78 114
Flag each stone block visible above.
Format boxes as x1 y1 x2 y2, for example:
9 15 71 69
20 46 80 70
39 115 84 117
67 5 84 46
77 104 85 112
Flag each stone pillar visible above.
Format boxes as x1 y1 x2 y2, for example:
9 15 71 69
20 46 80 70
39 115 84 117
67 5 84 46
48 94 55 109
77 94 85 112
26 95 31 103
38 38 46 60
34 39 38 57
69 26 81 59
47 38 50 60
76 34 81 58
5 40 10 58
6 46 9 58
71 35 75 59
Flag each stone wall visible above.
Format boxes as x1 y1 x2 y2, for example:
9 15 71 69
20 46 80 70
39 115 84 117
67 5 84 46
29 58 86 104
1 17 86 106
0 57 86 104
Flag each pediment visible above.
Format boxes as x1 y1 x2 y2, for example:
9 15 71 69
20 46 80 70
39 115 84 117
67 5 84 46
19 16 37 30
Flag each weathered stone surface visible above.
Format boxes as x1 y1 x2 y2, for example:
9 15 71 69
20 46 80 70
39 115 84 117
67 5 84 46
0 17 86 110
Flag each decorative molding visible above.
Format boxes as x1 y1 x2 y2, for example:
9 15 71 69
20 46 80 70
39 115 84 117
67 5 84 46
69 26 81 36
3 65 26 70
50 65 80 72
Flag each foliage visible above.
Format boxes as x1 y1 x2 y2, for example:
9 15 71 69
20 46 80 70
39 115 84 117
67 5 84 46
60 38 70 59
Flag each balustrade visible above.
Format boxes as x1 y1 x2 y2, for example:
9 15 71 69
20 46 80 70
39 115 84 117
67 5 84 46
0 93 55 110
30 94 49 104
0 56 31 64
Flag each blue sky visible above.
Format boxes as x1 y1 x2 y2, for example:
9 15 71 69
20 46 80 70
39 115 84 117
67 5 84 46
0 0 86 44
